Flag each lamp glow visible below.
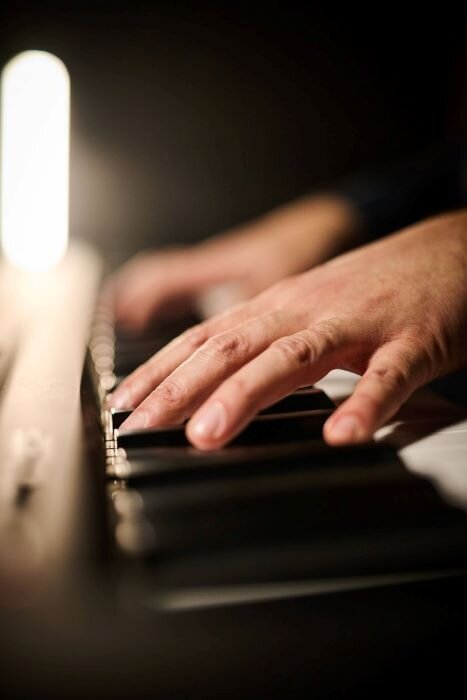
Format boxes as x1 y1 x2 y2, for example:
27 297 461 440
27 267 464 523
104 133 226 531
1 51 70 272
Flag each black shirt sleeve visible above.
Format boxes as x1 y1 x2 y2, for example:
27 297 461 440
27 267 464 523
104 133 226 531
333 144 467 238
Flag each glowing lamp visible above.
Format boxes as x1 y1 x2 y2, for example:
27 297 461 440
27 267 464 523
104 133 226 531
1 51 70 272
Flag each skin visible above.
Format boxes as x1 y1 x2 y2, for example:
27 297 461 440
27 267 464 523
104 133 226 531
110 210 467 450
110 194 362 330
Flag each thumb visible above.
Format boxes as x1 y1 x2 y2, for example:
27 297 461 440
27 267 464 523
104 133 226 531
323 340 427 445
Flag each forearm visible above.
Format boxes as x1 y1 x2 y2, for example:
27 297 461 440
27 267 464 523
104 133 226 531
215 143 467 269
249 193 365 261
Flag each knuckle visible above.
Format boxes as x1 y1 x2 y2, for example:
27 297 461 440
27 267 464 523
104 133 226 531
270 319 343 369
366 365 407 396
405 327 447 382
271 334 313 367
203 331 249 362
401 327 427 358
180 323 209 352
314 318 343 347
153 378 186 408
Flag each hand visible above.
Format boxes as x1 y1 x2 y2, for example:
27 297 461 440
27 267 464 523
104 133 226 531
109 195 361 330
110 211 467 449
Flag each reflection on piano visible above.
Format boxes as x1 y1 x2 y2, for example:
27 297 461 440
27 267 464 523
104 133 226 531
0 243 466 698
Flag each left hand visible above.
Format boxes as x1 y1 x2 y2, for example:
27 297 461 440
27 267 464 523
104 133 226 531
110 211 467 450
107 194 361 330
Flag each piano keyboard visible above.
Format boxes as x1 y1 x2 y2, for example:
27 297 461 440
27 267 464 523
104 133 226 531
1 244 467 697
90 300 467 603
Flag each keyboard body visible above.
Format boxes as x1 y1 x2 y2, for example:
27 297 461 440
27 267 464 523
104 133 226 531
1 244 467 699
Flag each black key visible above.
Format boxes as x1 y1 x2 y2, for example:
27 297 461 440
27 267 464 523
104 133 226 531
110 387 334 427
116 411 333 450
114 315 199 375
260 387 334 413
112 510 467 586
109 454 463 558
111 408 132 429
107 440 394 480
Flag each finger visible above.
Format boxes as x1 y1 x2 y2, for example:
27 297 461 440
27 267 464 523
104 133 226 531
119 310 300 430
110 255 163 329
113 267 191 332
323 340 426 445
110 324 208 410
185 321 347 450
113 249 241 331
110 293 275 410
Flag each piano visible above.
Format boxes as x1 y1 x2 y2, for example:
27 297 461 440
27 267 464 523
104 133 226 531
0 242 466 699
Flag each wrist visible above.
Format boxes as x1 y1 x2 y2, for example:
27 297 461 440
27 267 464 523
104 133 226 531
262 193 365 266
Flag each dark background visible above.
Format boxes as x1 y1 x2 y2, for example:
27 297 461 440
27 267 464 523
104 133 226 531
0 2 465 266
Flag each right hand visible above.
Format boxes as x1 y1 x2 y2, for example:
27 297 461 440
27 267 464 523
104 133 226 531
111 210 467 449
109 194 361 331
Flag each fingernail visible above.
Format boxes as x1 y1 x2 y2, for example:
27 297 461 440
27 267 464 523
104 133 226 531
190 401 226 441
111 388 132 409
119 410 148 433
327 414 362 443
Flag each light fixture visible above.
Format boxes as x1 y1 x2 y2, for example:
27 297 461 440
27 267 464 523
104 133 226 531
1 50 70 272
